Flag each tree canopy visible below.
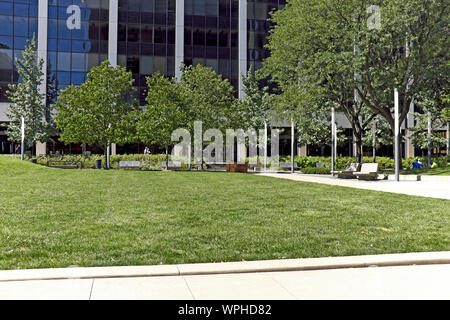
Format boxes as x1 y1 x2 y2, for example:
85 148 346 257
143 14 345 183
55 60 139 153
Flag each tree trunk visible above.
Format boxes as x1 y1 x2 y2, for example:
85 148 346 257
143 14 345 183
393 132 403 170
165 144 169 170
352 124 363 164
320 145 325 157
104 146 107 170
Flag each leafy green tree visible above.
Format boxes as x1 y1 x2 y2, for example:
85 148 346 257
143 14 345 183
263 0 449 165
6 36 55 152
179 64 236 133
407 91 447 154
234 66 272 131
137 73 186 166
55 60 139 167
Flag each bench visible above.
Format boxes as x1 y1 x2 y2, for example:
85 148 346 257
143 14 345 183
316 162 328 168
332 163 361 179
47 160 82 169
353 163 379 180
162 161 182 170
119 161 141 169
280 162 299 170
206 162 227 171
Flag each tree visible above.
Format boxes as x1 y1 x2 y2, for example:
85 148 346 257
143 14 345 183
55 60 139 167
262 0 375 163
407 91 447 154
179 64 236 133
178 64 236 165
136 73 186 166
6 36 55 153
234 66 272 131
263 0 449 164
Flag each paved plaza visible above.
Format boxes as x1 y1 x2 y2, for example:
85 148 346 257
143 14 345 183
0 252 449 300
257 173 450 200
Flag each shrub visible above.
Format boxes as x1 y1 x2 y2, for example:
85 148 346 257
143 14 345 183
301 166 331 174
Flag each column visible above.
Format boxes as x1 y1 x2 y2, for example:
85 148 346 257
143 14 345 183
109 0 118 155
175 0 184 81
36 0 48 156
405 101 415 158
238 0 247 99
108 0 118 67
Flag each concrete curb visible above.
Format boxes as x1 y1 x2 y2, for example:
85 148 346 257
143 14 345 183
0 251 449 282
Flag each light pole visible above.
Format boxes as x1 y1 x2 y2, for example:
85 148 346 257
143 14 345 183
21 116 25 161
372 121 376 163
394 88 400 182
264 121 267 172
331 107 336 174
291 119 294 173
427 111 432 168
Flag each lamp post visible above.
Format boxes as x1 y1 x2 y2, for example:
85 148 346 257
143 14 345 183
372 121 376 163
427 111 432 168
21 116 25 161
291 119 294 173
331 107 336 174
264 121 267 171
394 88 399 182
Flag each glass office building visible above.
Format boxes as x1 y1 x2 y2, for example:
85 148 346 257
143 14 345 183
0 0 289 154
2 1 424 158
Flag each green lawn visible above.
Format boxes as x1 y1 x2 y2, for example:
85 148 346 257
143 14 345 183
400 167 450 176
0 155 449 270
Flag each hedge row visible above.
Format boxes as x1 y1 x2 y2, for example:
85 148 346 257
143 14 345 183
300 167 331 174
11 154 450 171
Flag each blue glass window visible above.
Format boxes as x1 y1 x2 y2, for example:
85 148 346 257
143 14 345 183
13 3 28 17
0 3 13 16
48 6 58 19
48 19 58 38
0 16 13 36
57 39 71 51
57 52 71 71
57 71 71 85
71 72 85 85
71 53 86 72
29 18 38 37
29 5 38 17
14 17 28 36
47 51 57 71
0 36 13 49
13 37 28 50
47 38 57 51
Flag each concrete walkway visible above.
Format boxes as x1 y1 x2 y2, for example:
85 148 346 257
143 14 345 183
0 252 449 300
257 173 450 200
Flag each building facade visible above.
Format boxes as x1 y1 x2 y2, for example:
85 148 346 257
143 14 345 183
0 0 446 157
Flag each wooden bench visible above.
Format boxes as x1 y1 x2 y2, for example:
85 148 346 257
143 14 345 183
47 160 82 169
119 161 141 169
353 163 379 180
332 163 361 179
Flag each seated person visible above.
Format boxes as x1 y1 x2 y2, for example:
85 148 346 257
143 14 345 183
412 159 422 169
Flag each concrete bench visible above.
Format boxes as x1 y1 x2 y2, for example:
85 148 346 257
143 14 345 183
332 163 361 179
47 160 81 169
162 161 182 169
280 162 299 170
206 162 227 171
353 163 379 180
119 161 141 169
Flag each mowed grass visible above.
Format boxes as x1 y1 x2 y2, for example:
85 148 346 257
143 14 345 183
0 155 449 270
401 167 450 176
